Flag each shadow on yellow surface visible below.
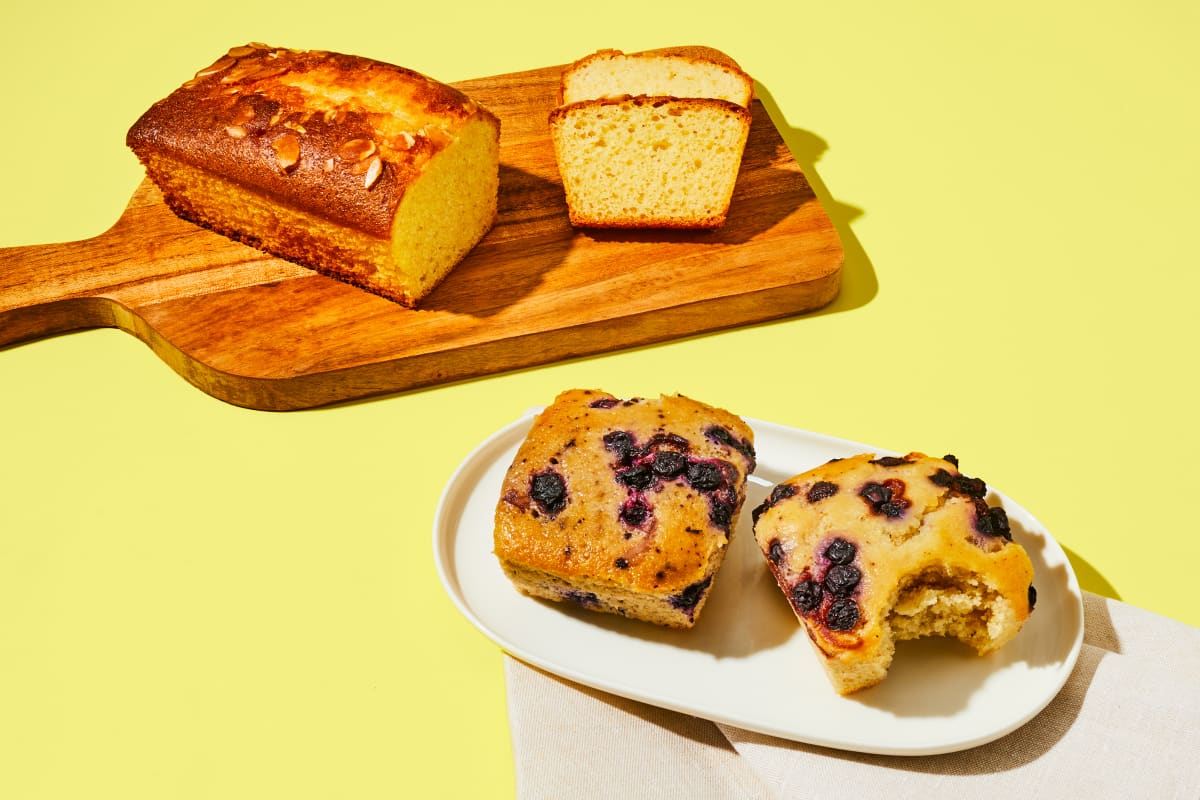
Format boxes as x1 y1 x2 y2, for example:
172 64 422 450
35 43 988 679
755 81 877 316
1062 545 1121 602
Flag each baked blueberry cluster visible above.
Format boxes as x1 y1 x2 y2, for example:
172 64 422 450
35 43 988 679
601 427 749 533
929 465 1012 540
781 537 864 632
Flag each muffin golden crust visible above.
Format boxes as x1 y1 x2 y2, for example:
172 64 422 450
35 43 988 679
752 452 1037 694
493 389 756 628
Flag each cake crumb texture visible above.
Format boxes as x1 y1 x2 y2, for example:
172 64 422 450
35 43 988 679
549 48 753 229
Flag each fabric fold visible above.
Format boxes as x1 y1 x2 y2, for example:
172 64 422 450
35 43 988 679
504 593 1200 799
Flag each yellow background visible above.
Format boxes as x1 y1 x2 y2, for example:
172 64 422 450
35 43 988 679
2 1 1197 797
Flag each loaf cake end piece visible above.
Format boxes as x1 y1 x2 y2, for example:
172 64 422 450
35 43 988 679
126 43 500 307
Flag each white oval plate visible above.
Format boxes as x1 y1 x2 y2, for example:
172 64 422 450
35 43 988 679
433 410 1084 756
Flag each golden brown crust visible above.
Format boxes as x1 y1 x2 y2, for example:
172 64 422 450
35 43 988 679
556 47 754 107
127 43 499 240
493 389 756 627
753 452 1036 694
548 95 750 127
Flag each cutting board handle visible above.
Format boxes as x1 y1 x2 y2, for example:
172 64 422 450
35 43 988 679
0 178 310 350
0 225 129 347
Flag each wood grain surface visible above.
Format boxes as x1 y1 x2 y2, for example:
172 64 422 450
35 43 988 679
0 49 843 411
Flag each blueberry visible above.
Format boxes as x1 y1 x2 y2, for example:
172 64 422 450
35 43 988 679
709 498 734 528
620 498 651 527
770 484 799 504
530 471 567 514
825 598 860 631
614 557 629 569
860 482 892 506
589 397 620 409
603 430 636 465
824 564 861 597
791 579 823 614
1028 584 1038 610
861 479 909 517
990 507 1011 539
704 425 756 467
871 456 909 467
974 501 1012 539
670 577 712 611
943 454 959 467
754 483 799 524
704 425 735 448
823 538 856 565
955 475 987 498
617 464 655 491
806 481 839 502
564 590 599 607
686 462 724 491
646 432 691 453
651 450 687 478
930 469 986 499
768 539 785 564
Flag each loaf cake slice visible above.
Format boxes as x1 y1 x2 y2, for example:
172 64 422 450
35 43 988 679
558 47 754 107
549 48 753 229
493 389 757 629
752 452 1037 695
127 43 500 307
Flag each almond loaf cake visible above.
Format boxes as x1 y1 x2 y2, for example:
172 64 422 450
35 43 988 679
752 452 1037 695
549 48 753 229
493 389 757 629
126 43 500 307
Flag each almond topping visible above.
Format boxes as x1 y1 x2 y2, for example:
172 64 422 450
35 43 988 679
195 56 236 78
397 131 415 150
251 63 289 81
420 126 452 148
338 138 377 161
232 104 256 124
225 125 247 139
272 133 301 171
220 65 256 84
362 156 383 189
283 120 307 134
227 45 258 58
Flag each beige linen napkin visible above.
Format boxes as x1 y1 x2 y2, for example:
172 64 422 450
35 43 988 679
504 592 1200 799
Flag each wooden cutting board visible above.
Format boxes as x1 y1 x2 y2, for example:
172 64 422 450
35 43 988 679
0 48 843 411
